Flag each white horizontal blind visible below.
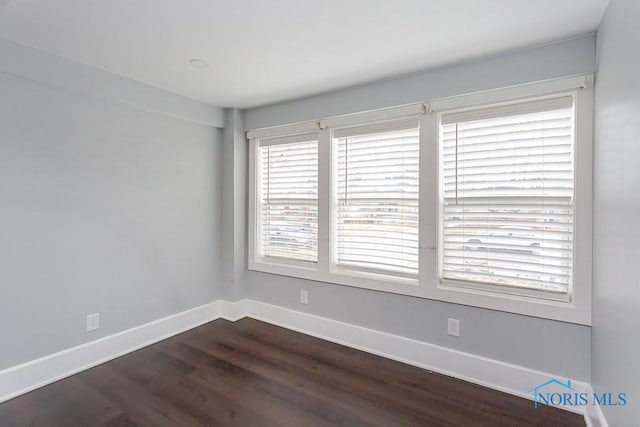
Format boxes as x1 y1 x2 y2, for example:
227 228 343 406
440 96 575 297
335 120 419 277
259 138 318 262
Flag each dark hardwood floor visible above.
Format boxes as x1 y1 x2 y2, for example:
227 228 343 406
0 318 585 426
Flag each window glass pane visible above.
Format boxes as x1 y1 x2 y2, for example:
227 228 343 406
259 139 318 262
335 125 419 277
440 97 574 295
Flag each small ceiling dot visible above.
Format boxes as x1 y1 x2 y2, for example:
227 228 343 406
189 58 209 69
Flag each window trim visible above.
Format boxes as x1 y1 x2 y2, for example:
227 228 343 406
436 93 577 303
252 132 320 268
423 77 592 325
249 114 424 291
248 75 593 325
329 118 421 279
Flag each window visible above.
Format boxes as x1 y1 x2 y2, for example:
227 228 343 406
333 121 420 278
248 75 592 324
257 135 318 264
439 96 575 300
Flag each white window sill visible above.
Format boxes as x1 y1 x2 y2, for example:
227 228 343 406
249 259 419 294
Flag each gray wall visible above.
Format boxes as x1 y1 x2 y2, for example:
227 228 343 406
242 36 596 380
221 108 248 301
0 42 224 370
245 35 595 129
0 38 223 128
592 0 640 425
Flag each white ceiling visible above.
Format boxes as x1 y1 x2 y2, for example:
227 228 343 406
0 0 608 108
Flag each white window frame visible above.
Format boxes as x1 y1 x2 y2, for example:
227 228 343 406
330 118 421 281
249 107 426 294
248 75 592 325
253 133 320 269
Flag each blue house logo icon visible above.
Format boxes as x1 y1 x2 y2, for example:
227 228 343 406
529 379 575 408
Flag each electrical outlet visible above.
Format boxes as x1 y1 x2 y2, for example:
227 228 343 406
447 318 460 337
86 313 100 332
300 290 309 304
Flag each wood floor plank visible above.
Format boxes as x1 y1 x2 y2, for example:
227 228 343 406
0 376 125 427
0 318 586 427
229 318 578 426
77 364 207 427
107 346 269 427
164 335 408 427
161 344 337 427
192 320 510 426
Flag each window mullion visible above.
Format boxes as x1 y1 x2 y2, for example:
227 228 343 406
420 112 439 285
318 128 331 273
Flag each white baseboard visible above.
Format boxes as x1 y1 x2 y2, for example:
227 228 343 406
219 299 250 322
247 301 609 426
244 300 591 413
583 386 610 427
0 301 222 403
0 298 607 427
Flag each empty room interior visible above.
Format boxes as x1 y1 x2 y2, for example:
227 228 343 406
0 0 638 426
